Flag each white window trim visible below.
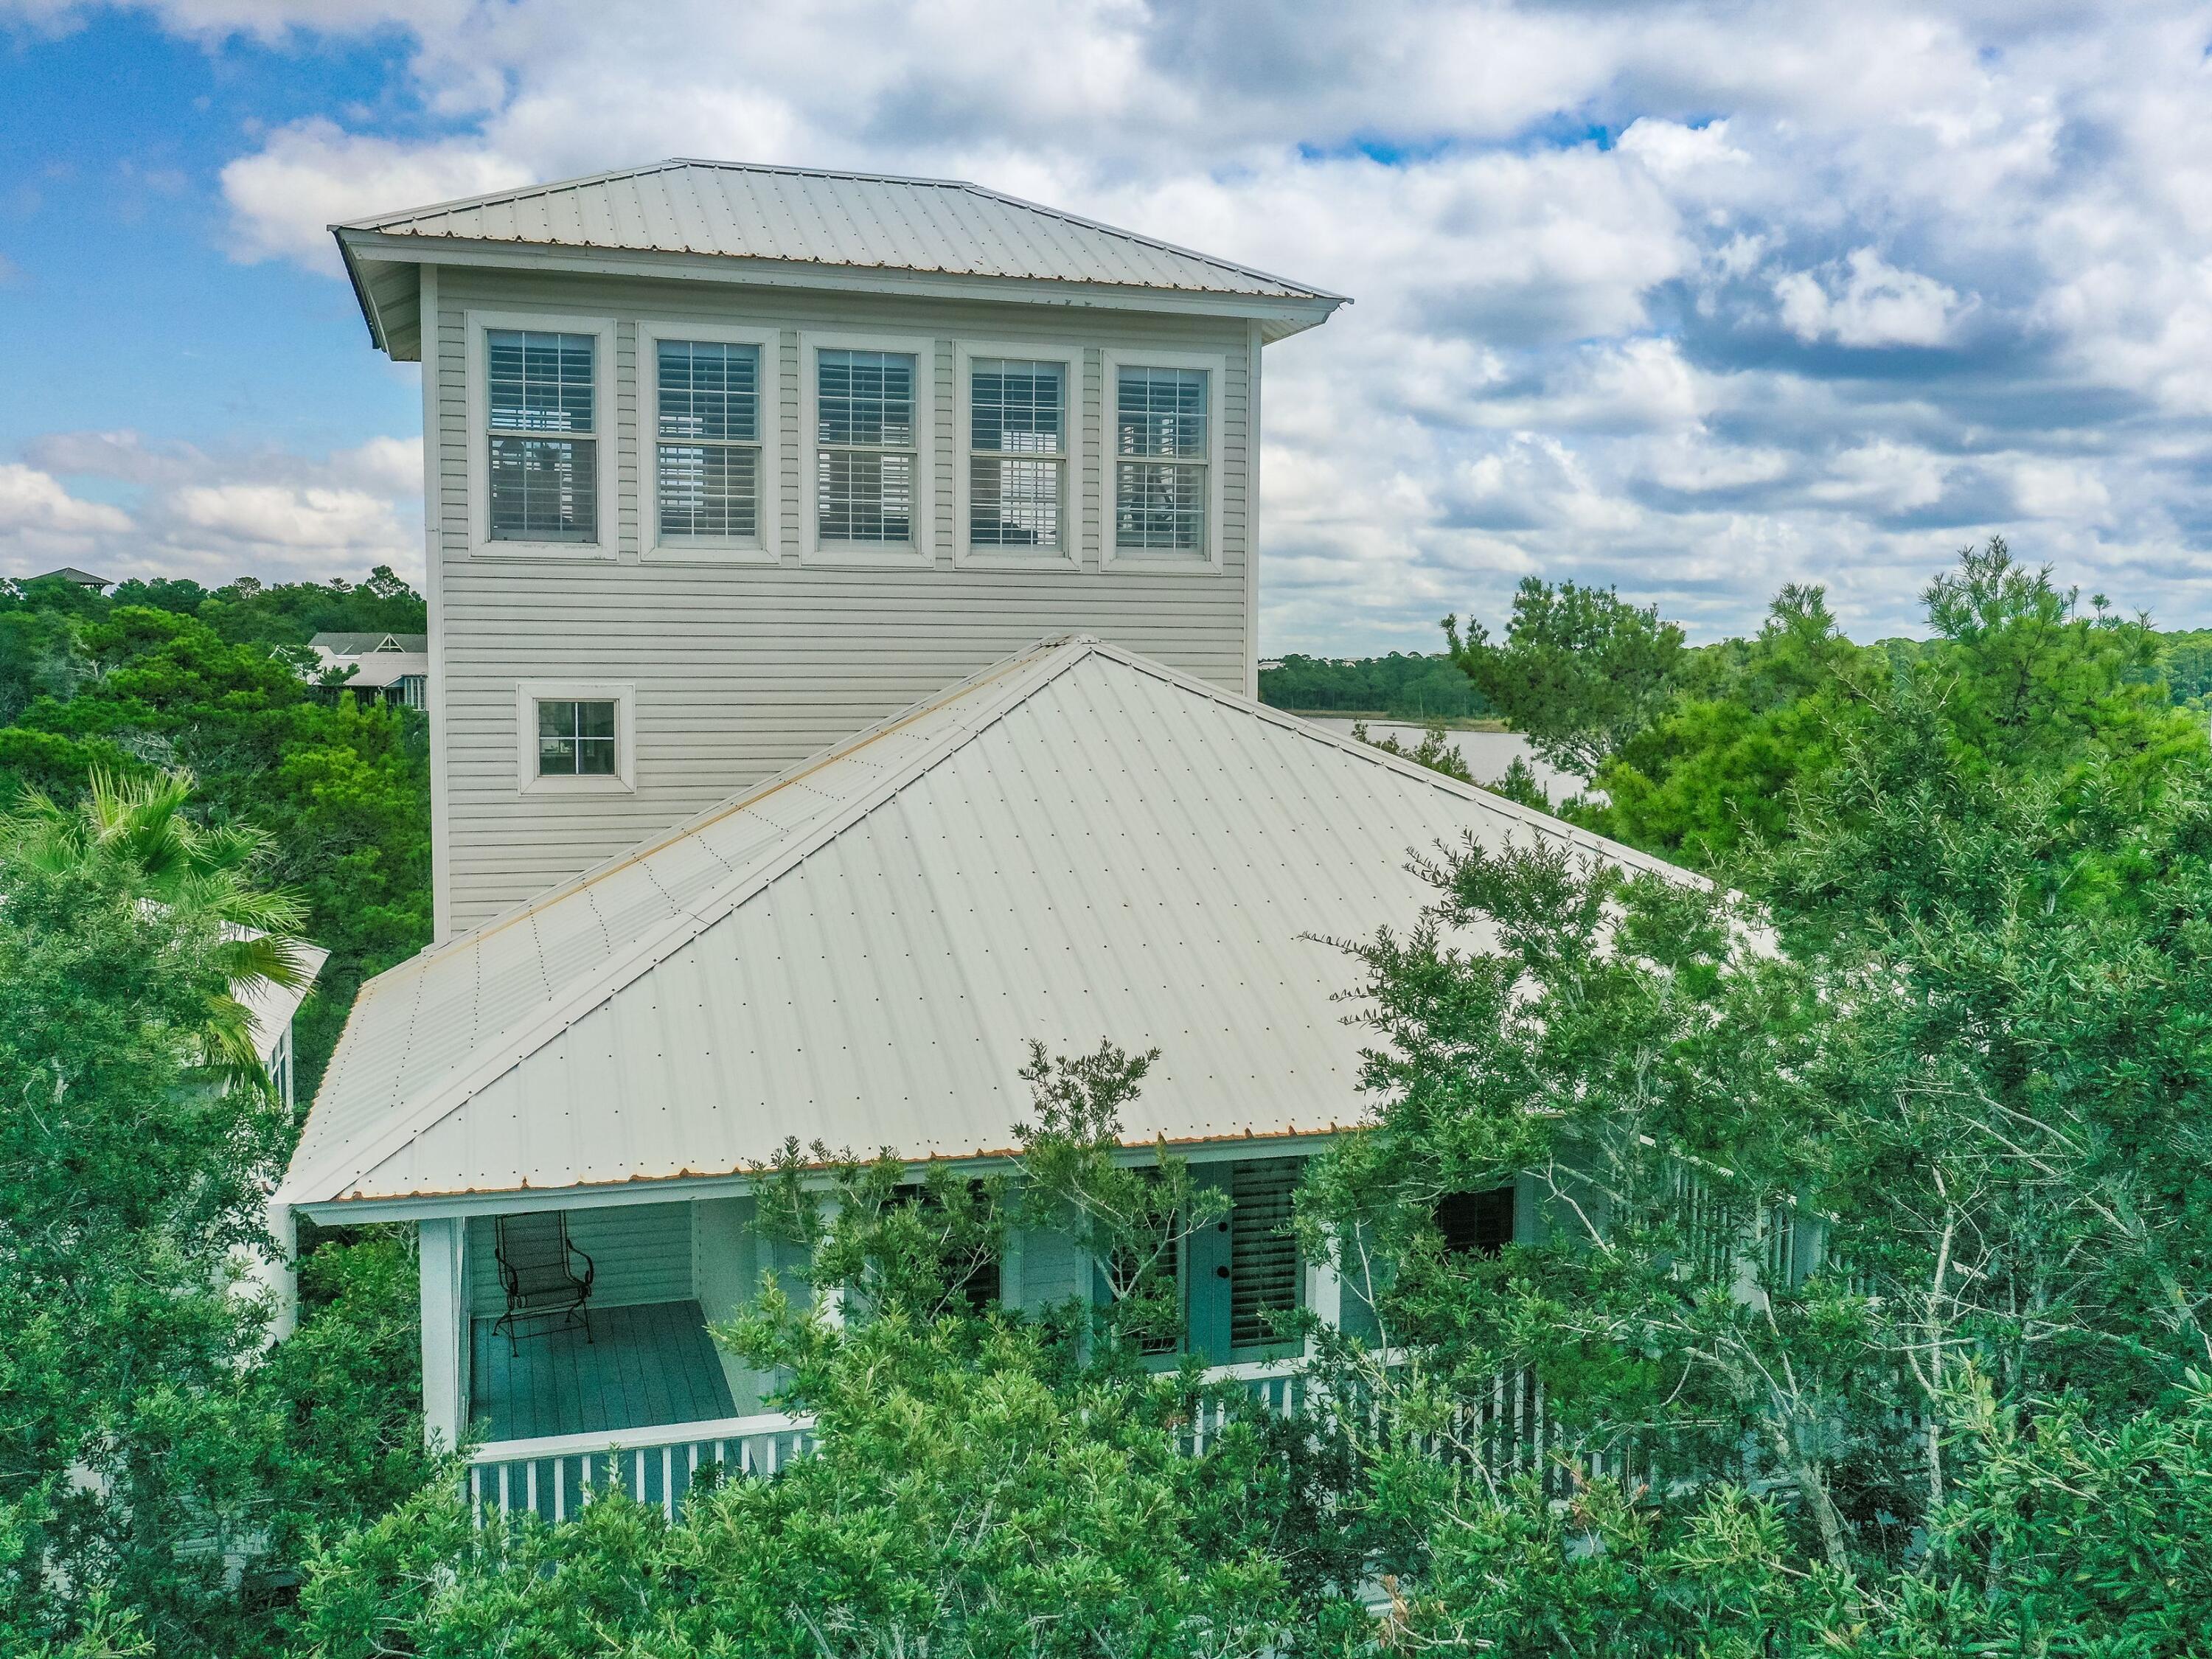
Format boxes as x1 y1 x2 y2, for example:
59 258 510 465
799 329 938 568
639 319 782 564
466 310 621 560
953 338 1082 571
515 679 637 796
1099 347 1228 576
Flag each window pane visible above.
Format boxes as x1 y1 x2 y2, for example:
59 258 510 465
535 699 619 776
817 449 914 543
657 340 758 442
1229 1159 1301 1349
1116 366 1206 459
971 358 1062 456
818 349 915 448
489 329 595 434
970 455 1062 549
658 443 759 539
1113 460 1203 551
490 436 597 540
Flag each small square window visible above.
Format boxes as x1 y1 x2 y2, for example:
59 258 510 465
536 698 618 777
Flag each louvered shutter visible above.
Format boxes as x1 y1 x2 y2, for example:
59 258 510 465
1229 1159 1302 1349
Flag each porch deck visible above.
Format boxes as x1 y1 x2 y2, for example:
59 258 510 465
470 1298 737 1441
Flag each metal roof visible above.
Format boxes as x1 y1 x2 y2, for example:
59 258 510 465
281 637 1678 1210
333 161 1344 358
311 632 429 654
341 159 1338 299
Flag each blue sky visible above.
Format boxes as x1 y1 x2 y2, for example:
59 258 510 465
4 1 2211 651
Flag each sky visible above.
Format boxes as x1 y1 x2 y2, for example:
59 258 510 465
2 2 2211 653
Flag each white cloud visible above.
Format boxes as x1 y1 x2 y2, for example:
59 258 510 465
1775 249 1975 349
220 122 530 268
7 0 2211 641
4 433 422 586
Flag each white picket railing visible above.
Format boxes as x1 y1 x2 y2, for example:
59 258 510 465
462 1356 1571 1525
467 1410 813 1524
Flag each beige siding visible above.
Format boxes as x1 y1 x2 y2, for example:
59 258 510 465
428 265 1258 931
467 1200 693 1311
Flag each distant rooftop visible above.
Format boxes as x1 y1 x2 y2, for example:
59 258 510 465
312 631 429 655
335 159 1345 358
27 566 114 590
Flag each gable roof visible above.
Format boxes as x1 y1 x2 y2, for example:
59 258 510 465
310 632 429 655
334 159 1344 358
281 637 1678 1212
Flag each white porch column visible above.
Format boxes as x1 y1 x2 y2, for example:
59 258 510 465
264 1197 300 1343
419 1216 466 1453
1304 1234 1344 1354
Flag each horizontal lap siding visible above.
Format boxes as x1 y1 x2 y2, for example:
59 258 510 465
434 268 1256 929
467 1200 694 1311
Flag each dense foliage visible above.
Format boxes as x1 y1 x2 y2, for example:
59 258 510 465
0 569 431 1099
1259 651 1489 720
9 539 2212 1654
0 787 431 1657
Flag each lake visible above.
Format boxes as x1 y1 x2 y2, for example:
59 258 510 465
1305 720 1579 804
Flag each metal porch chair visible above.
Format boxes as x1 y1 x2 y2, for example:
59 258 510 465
493 1211 596 1354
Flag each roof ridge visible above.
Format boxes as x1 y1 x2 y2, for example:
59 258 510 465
335 157 681 232
281 633 1103 1205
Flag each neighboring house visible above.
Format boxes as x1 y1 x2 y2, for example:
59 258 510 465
28 566 115 592
305 631 431 709
274 159 1684 1519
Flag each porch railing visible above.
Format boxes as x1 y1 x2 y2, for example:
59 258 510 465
463 1355 1564 1524
467 1410 813 1524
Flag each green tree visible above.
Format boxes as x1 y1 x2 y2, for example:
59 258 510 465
7 768 307 1082
1445 578 1686 777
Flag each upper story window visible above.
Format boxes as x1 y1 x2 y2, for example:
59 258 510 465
655 339 761 542
968 357 1067 554
536 698 617 777
487 329 598 542
816 347 917 546
1113 364 1208 556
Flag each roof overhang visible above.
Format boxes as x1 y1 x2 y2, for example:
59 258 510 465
334 227 1346 362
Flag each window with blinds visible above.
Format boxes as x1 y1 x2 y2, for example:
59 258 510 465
656 339 760 540
487 329 597 541
816 348 917 543
969 358 1065 552
1229 1158 1301 1349
1114 365 1208 553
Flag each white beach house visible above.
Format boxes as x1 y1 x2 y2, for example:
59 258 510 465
276 161 1679 1520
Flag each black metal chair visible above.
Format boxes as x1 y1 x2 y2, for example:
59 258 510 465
493 1211 596 1354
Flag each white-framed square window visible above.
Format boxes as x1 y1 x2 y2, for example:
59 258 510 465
466 311 619 560
514 680 636 794
799 330 936 566
954 340 1082 568
640 320 782 563
1101 349 1227 574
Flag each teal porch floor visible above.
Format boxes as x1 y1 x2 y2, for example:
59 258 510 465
470 1298 738 1442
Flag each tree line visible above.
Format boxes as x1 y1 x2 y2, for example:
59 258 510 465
4 540 2212 1654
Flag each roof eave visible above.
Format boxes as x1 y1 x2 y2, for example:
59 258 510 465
333 226 389 355
332 229 1343 333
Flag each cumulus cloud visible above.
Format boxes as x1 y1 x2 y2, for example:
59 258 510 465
1774 250 1976 349
15 0 2212 640
1 435 422 586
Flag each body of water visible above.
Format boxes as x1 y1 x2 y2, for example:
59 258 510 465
1305 719 1579 804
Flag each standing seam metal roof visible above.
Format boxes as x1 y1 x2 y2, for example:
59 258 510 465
336 159 1342 302
281 636 1679 1208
